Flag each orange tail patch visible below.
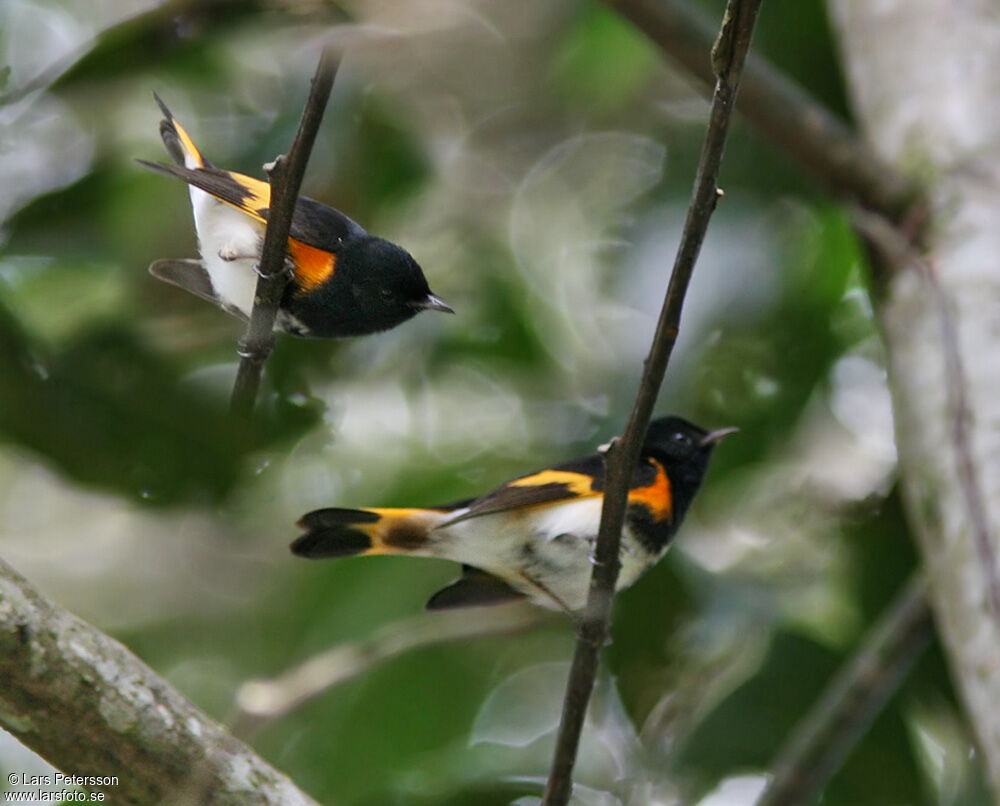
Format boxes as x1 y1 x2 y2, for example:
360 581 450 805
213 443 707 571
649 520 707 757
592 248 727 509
291 508 440 559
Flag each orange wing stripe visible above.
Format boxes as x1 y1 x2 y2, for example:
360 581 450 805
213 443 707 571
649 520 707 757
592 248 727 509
171 117 206 167
509 470 597 497
225 171 270 221
289 239 337 292
628 458 673 521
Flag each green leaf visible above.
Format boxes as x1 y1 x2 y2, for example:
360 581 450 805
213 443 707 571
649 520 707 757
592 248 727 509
0 298 313 505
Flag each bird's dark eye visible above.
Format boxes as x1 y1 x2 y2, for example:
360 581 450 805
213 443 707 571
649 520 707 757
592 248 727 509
380 288 394 299
672 432 692 446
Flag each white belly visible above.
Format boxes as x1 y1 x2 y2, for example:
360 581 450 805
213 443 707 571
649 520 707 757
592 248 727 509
188 185 263 318
434 499 657 611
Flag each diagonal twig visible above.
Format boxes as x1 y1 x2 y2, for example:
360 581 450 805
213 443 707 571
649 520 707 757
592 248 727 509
602 0 920 220
541 1 763 803
230 48 340 415
230 603 551 738
757 574 934 806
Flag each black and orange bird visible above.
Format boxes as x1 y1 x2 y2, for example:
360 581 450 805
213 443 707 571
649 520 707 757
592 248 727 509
292 416 735 612
137 94 453 338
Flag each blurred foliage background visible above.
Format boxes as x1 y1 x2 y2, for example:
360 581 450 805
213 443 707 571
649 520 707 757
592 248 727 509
0 0 990 804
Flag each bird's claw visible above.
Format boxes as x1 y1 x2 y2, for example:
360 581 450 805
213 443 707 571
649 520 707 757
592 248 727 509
252 258 295 281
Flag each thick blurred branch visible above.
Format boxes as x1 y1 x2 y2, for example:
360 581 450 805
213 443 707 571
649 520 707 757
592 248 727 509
601 0 921 220
757 574 934 806
825 0 1000 795
852 209 1000 620
0 555 317 805
230 49 339 415
233 603 550 736
541 2 762 803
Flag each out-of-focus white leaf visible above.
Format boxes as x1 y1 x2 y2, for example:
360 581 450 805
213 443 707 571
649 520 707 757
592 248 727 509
508 133 666 373
510 781 623 806
695 775 769 806
470 661 569 748
0 95 92 222
578 674 643 782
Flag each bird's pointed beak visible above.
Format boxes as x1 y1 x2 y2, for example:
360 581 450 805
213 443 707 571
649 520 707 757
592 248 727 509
416 292 455 314
700 426 739 447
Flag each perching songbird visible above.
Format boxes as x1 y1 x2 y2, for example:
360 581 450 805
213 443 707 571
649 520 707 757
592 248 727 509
138 94 453 338
292 416 735 612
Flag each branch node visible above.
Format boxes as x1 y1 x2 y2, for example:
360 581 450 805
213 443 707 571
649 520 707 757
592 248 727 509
263 155 285 176
574 618 606 649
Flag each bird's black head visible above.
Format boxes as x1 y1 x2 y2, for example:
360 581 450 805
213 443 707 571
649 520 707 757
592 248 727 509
292 235 452 338
643 415 736 523
343 236 452 331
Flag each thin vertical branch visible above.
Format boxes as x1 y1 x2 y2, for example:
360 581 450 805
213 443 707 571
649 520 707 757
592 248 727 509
230 48 340 415
541 1 763 803
757 574 934 806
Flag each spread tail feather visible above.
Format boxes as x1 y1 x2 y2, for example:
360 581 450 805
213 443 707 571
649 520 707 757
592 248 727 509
291 507 444 559
152 92 207 168
147 259 247 321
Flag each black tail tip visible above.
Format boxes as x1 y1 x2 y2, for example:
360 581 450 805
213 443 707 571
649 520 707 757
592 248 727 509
296 507 380 531
290 526 373 559
152 91 171 120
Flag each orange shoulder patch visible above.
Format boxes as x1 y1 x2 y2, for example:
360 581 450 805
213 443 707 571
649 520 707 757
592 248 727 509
288 238 337 292
628 458 673 521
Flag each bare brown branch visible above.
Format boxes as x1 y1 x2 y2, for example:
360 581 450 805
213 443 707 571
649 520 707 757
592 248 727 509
541 1 763 802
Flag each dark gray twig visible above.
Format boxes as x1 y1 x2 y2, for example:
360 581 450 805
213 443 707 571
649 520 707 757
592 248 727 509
757 575 934 806
541 2 763 802
602 0 920 220
230 48 339 415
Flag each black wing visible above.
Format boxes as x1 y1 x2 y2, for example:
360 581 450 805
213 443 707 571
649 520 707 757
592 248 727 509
137 159 365 251
439 454 606 526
